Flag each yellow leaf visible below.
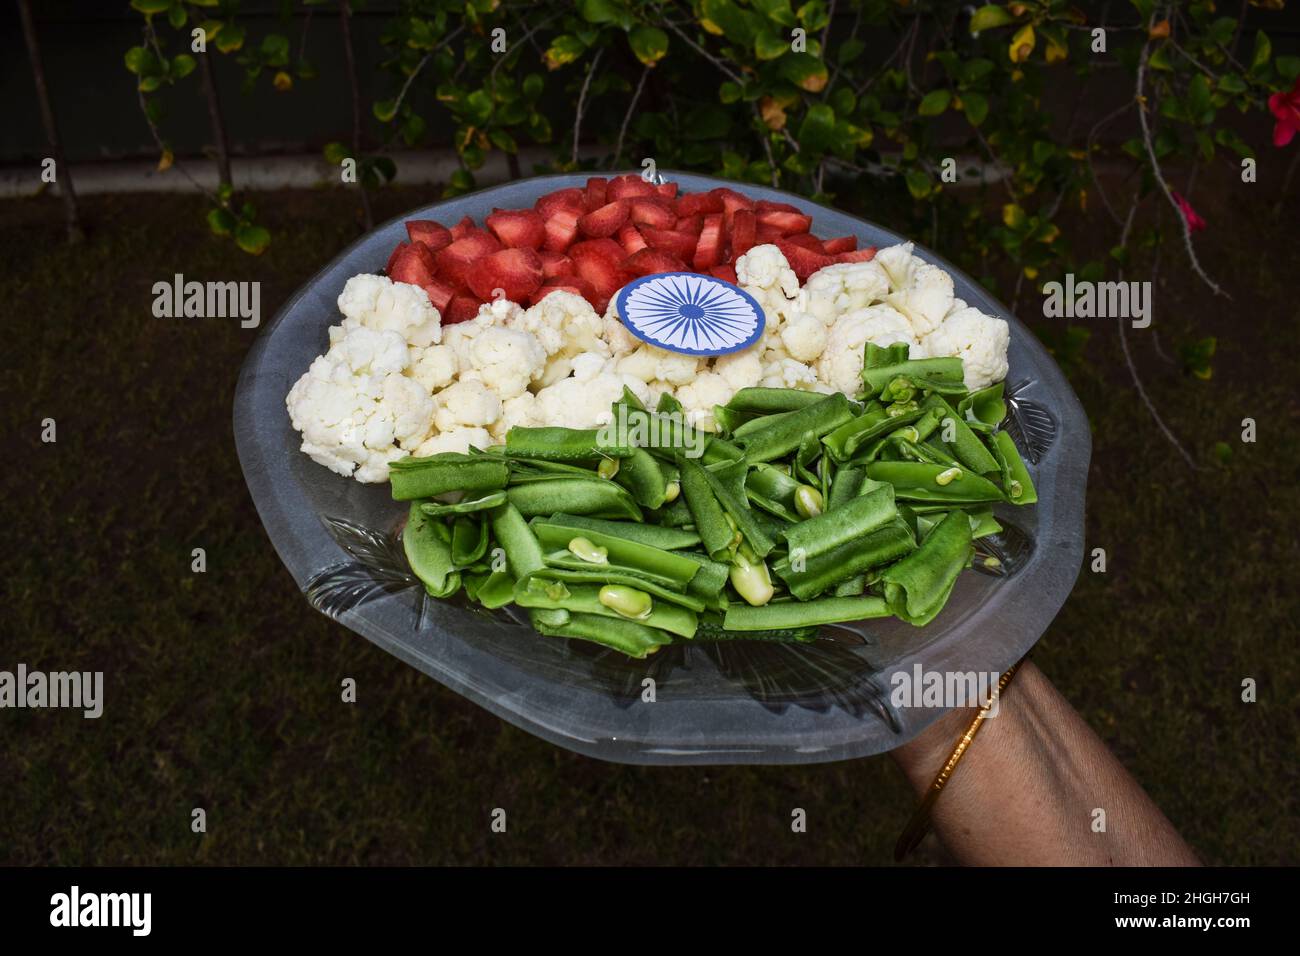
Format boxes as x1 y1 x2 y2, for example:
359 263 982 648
1149 20 1171 39
1010 23 1035 63
759 96 787 131
1067 148 1086 160
273 71 292 92
1002 203 1026 228
1045 35 1068 64
1024 265 1038 279
158 149 174 172
700 18 723 36
1040 224 1060 244
1009 2 1028 14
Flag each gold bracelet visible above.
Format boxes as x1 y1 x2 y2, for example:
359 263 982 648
893 659 1024 862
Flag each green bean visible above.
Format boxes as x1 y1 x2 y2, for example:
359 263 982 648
957 381 1007 426
822 403 925 461
678 456 738 560
827 466 866 509
729 546 775 606
723 595 891 631
488 502 545 579
419 490 508 517
866 461 1006 504
781 485 897 562
514 580 697 638
389 453 509 501
711 404 751 435
989 431 1039 505
533 522 700 586
672 551 731 607
922 394 1000 475
833 574 866 596
450 515 488 566
881 510 973 625
505 477 643 520
616 407 742 465
525 567 705 611
691 618 820 643
648 495 695 528
772 519 915 601
861 343 967 399
538 513 701 551
734 392 855 463
467 568 515 609
656 391 684 415
614 446 670 508
402 502 461 597
730 408 796 440
505 426 633 460
694 459 777 558
727 387 827 415
616 384 646 411
529 609 673 658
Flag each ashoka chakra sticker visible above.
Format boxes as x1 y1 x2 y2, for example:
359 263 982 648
615 272 765 356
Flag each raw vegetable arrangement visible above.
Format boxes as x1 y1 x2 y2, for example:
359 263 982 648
284 175 1030 654
391 351 1035 659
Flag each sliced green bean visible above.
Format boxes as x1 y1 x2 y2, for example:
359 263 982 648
827 466 866 509
727 387 827 415
780 485 897 562
525 567 705 611
514 580 697 638
530 609 673 658
489 502 545 578
881 510 973 625
389 453 509 501
538 513 701 551
723 595 891 630
505 426 633 460
822 403 925 461
467 568 515 608
450 515 488 567
866 461 1006 504
861 343 967 399
772 519 916 601
649 495 695 528
678 456 738 560
695 459 777 558
922 394 1000 475
614 446 670 508
989 430 1039 505
957 381 1007 426
402 502 461 597
533 522 700 586
731 408 796 440
505 478 643 521
672 551 731 607
734 392 855 463
420 489 508 517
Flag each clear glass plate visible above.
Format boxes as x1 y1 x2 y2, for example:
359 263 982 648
233 172 1090 765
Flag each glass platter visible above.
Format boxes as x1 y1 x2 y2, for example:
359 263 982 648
233 172 1090 765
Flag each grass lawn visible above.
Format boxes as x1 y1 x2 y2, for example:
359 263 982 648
2 175 1296 865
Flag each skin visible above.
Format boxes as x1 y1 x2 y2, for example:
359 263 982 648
890 660 1201 867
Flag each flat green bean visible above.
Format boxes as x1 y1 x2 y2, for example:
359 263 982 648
678 456 738 560
514 580 698 639
881 510 973 625
866 461 1006 504
450 515 488 567
614 446 670 508
922 394 1000 475
735 392 855 462
420 490 508 517
780 485 897 562
505 425 633 461
402 502 462 597
529 609 672 658
727 387 827 415
505 478 643 520
696 459 777 558
526 567 705 611
533 522 700 586
389 453 509 501
539 513 701 551
989 431 1038 505
489 502 545 578
723 595 891 630
772 519 915 600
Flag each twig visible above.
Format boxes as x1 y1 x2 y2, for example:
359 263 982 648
392 25 466 118
572 47 604 166
753 105 779 187
198 48 232 188
1135 32 1227 298
820 0 837 53
614 65 650 168
664 20 742 84
17 0 82 242
1085 101 1133 226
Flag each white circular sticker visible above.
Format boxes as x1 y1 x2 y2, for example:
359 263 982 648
615 272 765 356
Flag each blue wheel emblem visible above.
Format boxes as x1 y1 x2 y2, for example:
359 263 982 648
615 272 765 356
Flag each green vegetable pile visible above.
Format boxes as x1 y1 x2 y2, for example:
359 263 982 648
388 343 1037 659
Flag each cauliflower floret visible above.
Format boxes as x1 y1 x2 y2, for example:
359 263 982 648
477 296 524 326
489 392 541 440
759 357 820 391
616 344 701 387
335 273 442 348
887 262 955 337
736 244 800 300
874 242 917 292
286 326 432 483
602 298 642 358
571 351 608 383
535 372 640 428
713 350 763 391
433 379 501 432
779 312 829 363
816 305 916 396
514 290 606 358
920 307 1010 390
408 344 459 392
802 261 891 323
674 371 735 431
414 427 492 457
460 326 547 399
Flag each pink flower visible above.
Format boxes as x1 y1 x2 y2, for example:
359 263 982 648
1171 191 1206 233
1270 77 1300 148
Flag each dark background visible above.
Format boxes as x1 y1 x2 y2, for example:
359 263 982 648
1 1 1297 865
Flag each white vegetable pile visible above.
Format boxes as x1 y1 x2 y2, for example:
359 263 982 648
286 241 1010 483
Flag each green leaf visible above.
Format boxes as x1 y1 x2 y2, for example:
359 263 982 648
1186 73 1213 124
829 86 856 116
796 102 836 152
752 0 797 27
130 0 173 13
577 0 631 29
968 5 1014 33
960 58 995 85
629 25 669 66
1276 56 1300 83
544 35 585 70
1250 30 1271 74
215 23 245 53
489 128 518 153
445 168 475 197
124 46 154 75
796 0 829 32
719 81 743 104
522 74 544 100
1216 74 1246 94
234 223 271 256
527 112 553 143
1147 44 1172 72
778 52 828 92
139 75 163 92
167 3 187 29
917 89 952 116
754 28 788 61
323 141 349 165
904 169 932 200
207 207 236 237
701 0 760 46
962 91 988 126
837 38 865 67
373 99 398 122
171 54 196 79
260 34 290 66
464 89 493 125
1214 128 1253 159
